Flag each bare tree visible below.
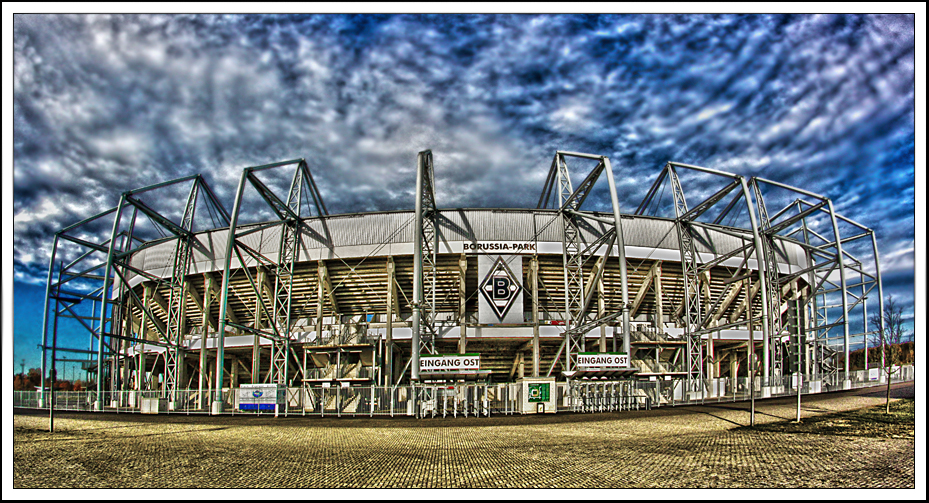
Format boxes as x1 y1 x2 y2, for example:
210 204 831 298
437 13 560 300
869 295 910 414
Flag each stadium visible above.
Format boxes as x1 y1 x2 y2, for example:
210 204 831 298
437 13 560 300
34 150 897 416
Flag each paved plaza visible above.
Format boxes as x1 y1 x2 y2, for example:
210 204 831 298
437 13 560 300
13 383 916 489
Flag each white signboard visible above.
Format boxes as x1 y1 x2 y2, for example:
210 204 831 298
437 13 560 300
420 354 481 373
577 353 629 369
464 241 536 254
868 368 880 381
238 383 285 411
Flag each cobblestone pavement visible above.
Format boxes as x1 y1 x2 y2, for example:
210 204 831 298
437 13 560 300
13 383 915 489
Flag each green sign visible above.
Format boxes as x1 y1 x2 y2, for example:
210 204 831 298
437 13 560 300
528 383 550 403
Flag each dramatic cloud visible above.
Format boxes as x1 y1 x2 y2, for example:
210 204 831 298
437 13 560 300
12 14 917 319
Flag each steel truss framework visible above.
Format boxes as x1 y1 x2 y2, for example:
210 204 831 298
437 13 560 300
40 151 887 413
538 151 631 376
211 159 327 412
412 150 438 382
637 163 885 389
40 175 231 410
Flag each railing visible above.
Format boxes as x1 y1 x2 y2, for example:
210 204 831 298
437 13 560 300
564 381 651 412
13 365 915 417
303 367 331 380
313 329 381 347
620 366 914 408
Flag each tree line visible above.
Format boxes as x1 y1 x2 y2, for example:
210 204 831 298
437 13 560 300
839 340 915 371
12 368 89 392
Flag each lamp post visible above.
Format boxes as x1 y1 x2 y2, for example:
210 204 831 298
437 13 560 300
795 329 802 423
748 272 755 427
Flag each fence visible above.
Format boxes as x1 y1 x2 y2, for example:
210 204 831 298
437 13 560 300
13 365 914 417
632 366 916 407
11 384 512 418
565 381 651 412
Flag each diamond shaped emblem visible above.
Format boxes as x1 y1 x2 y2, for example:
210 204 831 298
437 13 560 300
479 257 521 319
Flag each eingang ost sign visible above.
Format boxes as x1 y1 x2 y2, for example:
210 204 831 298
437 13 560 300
420 354 481 373
577 352 629 370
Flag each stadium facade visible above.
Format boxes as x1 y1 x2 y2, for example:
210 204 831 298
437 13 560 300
38 151 889 414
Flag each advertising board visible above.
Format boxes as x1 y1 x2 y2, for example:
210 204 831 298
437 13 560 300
238 383 285 411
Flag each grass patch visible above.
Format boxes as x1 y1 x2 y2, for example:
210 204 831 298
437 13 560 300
744 399 914 438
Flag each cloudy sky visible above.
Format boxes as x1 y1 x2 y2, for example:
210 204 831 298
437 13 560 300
7 12 920 371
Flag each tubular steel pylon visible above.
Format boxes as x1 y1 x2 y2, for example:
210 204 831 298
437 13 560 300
637 162 773 394
667 164 705 393
212 159 327 412
412 150 438 385
538 151 631 376
38 174 229 411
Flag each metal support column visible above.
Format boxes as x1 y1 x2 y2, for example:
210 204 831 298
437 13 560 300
531 256 540 377
458 254 468 355
871 231 886 372
270 162 313 385
199 274 212 408
139 284 153 393
96 194 127 410
164 181 199 406
602 157 631 357
557 154 584 372
213 172 248 414
749 179 783 383
667 164 704 393
39 234 59 408
412 150 438 382
826 199 851 377
739 177 772 388
385 257 395 385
